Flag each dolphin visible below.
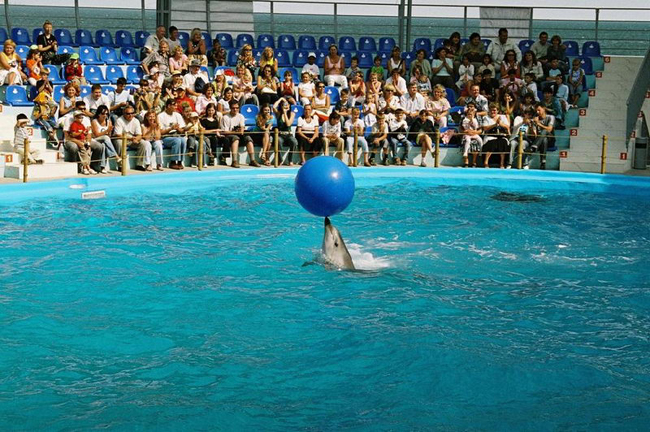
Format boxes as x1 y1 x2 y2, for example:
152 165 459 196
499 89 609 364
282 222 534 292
322 217 355 270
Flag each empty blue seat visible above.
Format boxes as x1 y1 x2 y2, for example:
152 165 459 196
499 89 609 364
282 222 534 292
413 38 431 53
257 34 275 49
565 41 579 57
379 37 396 52
33 28 44 45
135 31 149 48
445 87 458 106
338 51 352 67
292 50 308 67
318 36 335 50
95 30 114 47
277 34 296 50
402 51 416 68
241 104 259 126
216 33 234 49
5 85 33 106
582 41 601 57
54 28 73 46
126 65 144 83
236 33 254 48
316 50 327 67
338 36 356 51
290 105 303 125
276 49 291 67
79 46 102 65
518 39 534 53
358 37 376 52
324 86 340 104
482 39 491 50
120 47 140 65
177 32 190 49
106 65 125 83
99 47 121 65
75 29 94 47
357 51 373 68
298 35 316 50
378 51 390 67
202 32 212 50
579 57 593 75
101 86 115 95
80 85 91 98
15 45 30 59
433 38 445 51
84 66 109 84
0 28 7 44
279 67 298 83
116 30 135 48
253 49 263 62
57 45 75 55
227 49 239 66
53 85 65 103
11 27 30 45
45 65 65 84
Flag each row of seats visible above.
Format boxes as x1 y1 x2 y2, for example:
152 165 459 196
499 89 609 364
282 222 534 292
0 27 604 58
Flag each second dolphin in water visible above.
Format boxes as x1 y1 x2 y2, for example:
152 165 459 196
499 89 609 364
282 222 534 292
322 217 355 270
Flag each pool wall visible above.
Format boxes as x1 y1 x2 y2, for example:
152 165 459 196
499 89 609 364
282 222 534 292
1 168 650 205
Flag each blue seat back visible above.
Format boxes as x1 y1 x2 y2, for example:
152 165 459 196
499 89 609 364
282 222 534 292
338 36 356 51
565 41 579 57
338 51 352 68
80 85 91 98
126 65 144 83
402 51 416 68
79 46 100 64
292 50 308 67
444 87 458 106
276 49 291 67
241 104 259 125
579 57 593 74
33 28 44 44
582 41 601 57
135 31 149 48
15 45 30 59
106 65 125 83
53 85 65 103
318 36 335 51
75 29 94 46
379 37 396 52
278 34 296 50
216 33 234 49
202 32 212 50
290 105 304 125
11 27 30 45
236 33 254 48
358 37 376 52
54 28 73 45
434 38 445 51
102 86 115 95
57 45 74 55
95 30 114 47
357 51 373 68
518 39 534 53
121 47 140 63
316 50 327 67
84 66 106 83
227 49 239 66
482 39 491 50
257 34 275 49
100 47 119 63
253 49 263 62
413 38 431 53
324 86 340 104
0 28 7 44
177 32 190 49
298 35 316 50
6 85 31 105
116 30 135 48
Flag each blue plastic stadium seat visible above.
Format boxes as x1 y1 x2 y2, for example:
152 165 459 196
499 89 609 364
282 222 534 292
116 30 135 48
11 27 31 45
106 65 125 84
177 32 190 49
316 51 327 67
54 29 73 46
201 32 212 51
15 45 30 59
579 57 593 74
99 47 121 65
582 41 601 57
80 85 91 98
95 30 114 47
75 29 94 47
290 105 303 124
101 85 115 95
338 51 352 67
278 35 296 50
216 33 234 49
253 49 263 62
276 49 291 67
53 85 65 103
357 51 373 68
200 66 212 80
5 85 33 106
236 34 254 49
257 34 275 49
565 41 579 57
120 47 140 65
57 45 75 55
79 46 102 65
298 35 316 50
241 104 259 126
413 38 431 53
433 38 445 51
378 52 390 69
292 50 308 67
227 49 239 66
402 51 416 68
518 39 534 53
0 28 7 44
135 31 149 48
33 28 44 45
45 65 65 85
444 87 458 106
324 86 340 104
482 39 491 50
279 67 298 83
84 66 109 84
338 36 356 51
358 37 376 52
126 65 144 83
379 37 396 52
318 36 335 51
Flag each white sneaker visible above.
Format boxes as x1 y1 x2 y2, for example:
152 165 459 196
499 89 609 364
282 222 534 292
523 165 530 170
101 167 109 174
88 168 97 175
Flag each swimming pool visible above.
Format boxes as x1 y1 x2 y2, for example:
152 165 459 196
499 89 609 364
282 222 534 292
1 169 649 429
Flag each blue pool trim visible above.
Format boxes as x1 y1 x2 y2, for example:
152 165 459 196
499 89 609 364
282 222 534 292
1 168 650 205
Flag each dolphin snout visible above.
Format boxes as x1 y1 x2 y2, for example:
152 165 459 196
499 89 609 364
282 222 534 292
324 217 331 226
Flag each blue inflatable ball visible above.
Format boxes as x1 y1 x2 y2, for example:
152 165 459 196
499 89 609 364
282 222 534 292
295 157 355 217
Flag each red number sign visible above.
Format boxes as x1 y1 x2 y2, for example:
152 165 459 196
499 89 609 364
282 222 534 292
620 153 628 160
579 109 587 117
4 154 13 163
560 151 568 158
570 129 578 136
588 89 596 97
604 56 611 63
595 71 602 78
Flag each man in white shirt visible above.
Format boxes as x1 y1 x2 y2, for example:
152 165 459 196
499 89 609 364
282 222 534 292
108 77 134 122
167 26 181 53
486 28 522 68
84 84 111 114
400 82 426 124
462 84 489 118
183 59 210 98
301 53 320 81
114 106 153 171
220 100 260 168
143 25 168 57
157 99 188 169
386 69 407 97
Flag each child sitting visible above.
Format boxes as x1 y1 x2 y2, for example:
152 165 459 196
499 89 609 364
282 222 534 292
14 114 43 164
25 49 45 86
298 71 315 106
65 53 86 86
301 52 320 81
67 111 94 174
335 88 353 123
32 77 59 145
349 71 366 105
456 54 474 92
370 56 385 81
568 58 585 108
386 108 411 165
460 102 482 167
522 73 540 101
345 56 362 82
554 74 570 112
279 69 296 105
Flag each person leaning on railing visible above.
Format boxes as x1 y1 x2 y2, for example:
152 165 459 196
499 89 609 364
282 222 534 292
408 109 437 168
141 110 165 171
200 103 223 166
157 98 188 170
321 111 344 162
220 100 260 168
114 105 155 172
272 97 298 166
91 104 120 172
480 103 511 169
180 105 211 168
296 104 322 165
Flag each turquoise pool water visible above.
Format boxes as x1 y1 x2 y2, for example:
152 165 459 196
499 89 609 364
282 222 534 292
1 170 649 429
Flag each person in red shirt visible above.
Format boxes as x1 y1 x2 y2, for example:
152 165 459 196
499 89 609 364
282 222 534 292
174 87 195 113
65 53 86 85
68 111 94 174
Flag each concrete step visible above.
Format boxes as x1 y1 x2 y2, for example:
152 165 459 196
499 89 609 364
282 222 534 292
3 161 79 180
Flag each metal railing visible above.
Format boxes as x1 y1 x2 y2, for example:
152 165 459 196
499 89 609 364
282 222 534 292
626 45 650 139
